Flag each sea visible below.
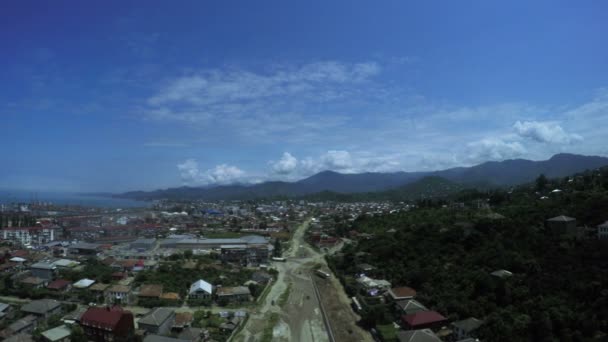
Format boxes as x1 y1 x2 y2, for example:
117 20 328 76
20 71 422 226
0 190 149 208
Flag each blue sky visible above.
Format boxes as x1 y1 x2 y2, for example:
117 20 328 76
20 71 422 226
2 1 608 192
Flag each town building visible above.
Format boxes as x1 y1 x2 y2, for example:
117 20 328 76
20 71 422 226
79 306 135 342
401 311 448 330
546 215 577 235
21 299 62 320
138 308 175 335
29 262 57 280
189 280 213 299
396 329 442 342
105 285 132 305
452 317 483 340
216 286 251 303
41 325 71 342
1 227 60 246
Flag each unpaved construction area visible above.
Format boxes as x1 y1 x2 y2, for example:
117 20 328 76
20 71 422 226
313 273 372 342
233 219 372 342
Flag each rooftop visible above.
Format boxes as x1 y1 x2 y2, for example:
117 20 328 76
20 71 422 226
138 307 174 327
402 311 447 327
138 284 163 297
21 299 61 315
41 325 71 342
80 306 132 330
189 279 213 295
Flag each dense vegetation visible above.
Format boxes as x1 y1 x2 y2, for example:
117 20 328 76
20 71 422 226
328 168 608 341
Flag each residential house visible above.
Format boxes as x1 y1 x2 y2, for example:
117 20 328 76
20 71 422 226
173 312 193 330
46 279 72 292
79 306 135 342
29 262 56 280
219 317 242 333
397 329 442 342
395 299 428 316
138 284 163 300
105 285 132 305
21 299 62 320
19 276 47 289
177 327 205 342
68 242 102 256
138 307 176 335
546 215 577 235
0 302 12 321
189 279 213 299
356 275 391 296
73 278 95 289
452 317 483 340
160 292 181 304
4 333 35 342
490 269 513 279
386 286 417 302
0 315 37 339
143 335 189 342
41 325 71 342
216 286 251 303
89 283 110 301
401 311 448 330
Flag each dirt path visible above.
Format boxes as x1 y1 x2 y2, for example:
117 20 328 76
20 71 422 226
232 219 372 342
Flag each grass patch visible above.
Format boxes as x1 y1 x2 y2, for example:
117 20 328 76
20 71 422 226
260 312 280 342
278 282 292 307
376 324 398 342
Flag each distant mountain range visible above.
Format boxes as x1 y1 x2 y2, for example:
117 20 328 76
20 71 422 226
116 153 608 201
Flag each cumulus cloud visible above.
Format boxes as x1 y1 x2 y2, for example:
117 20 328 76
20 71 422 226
270 150 403 178
177 159 245 185
466 138 527 162
320 150 353 170
513 121 583 144
271 152 298 175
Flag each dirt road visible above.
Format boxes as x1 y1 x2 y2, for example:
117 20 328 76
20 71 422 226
232 219 372 342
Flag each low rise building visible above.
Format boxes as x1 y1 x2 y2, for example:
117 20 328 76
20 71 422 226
21 299 62 320
29 262 57 280
138 307 175 335
189 280 213 299
79 306 134 342
216 286 251 303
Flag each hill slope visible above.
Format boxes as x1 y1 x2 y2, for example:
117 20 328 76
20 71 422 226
116 153 608 201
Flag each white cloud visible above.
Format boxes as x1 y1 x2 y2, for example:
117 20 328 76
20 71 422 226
177 159 245 185
269 150 404 178
466 138 527 163
142 61 382 141
513 120 583 144
320 150 353 170
271 152 298 175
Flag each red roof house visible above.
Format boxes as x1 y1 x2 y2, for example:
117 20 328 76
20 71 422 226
47 279 72 291
80 306 134 342
387 286 417 301
402 311 447 330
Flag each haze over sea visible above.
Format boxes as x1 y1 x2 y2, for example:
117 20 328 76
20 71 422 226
0 189 148 208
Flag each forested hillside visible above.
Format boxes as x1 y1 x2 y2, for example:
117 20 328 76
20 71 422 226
328 167 608 341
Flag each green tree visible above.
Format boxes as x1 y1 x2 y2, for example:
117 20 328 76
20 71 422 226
70 325 88 342
273 239 282 257
536 174 548 192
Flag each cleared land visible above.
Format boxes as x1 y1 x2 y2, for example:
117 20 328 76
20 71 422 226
232 219 372 342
